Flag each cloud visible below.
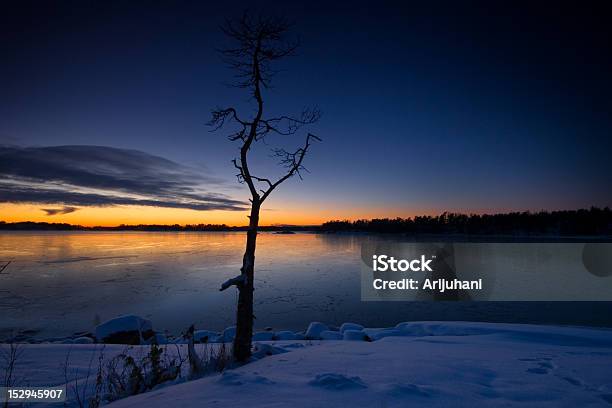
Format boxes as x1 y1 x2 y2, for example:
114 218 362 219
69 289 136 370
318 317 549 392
0 145 247 211
42 206 78 216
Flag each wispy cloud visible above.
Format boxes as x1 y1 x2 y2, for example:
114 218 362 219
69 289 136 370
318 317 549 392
41 206 78 216
0 145 247 211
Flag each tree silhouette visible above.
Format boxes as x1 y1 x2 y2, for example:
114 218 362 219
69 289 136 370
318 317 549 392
209 13 321 362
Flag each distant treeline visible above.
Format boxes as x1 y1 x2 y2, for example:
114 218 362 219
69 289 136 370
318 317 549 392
1 208 611 235
0 221 312 232
321 208 612 236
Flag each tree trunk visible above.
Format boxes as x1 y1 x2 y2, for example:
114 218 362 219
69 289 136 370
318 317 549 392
233 201 260 361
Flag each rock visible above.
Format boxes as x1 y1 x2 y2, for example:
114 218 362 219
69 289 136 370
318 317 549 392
95 315 154 345
320 330 342 340
193 330 219 343
343 330 369 341
150 333 168 345
274 331 299 340
305 322 329 339
221 326 236 342
253 331 275 341
340 322 364 333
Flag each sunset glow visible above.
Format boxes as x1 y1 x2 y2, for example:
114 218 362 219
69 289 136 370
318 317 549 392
1 203 437 227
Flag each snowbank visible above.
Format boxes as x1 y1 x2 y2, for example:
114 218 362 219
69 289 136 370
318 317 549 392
319 330 342 340
274 331 302 340
221 326 236 342
8 322 612 407
305 322 329 339
340 322 364 333
107 321 612 408
193 330 219 343
343 330 369 341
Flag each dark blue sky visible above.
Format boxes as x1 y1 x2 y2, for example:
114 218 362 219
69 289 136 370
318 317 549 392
1 1 611 223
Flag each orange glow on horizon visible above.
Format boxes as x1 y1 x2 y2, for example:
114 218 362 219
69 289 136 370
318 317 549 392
0 203 438 227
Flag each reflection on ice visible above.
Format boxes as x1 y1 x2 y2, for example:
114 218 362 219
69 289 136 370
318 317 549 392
0 231 611 340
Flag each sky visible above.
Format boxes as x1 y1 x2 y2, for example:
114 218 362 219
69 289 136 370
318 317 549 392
1 1 611 226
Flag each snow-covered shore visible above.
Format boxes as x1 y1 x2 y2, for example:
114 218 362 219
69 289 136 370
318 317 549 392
6 322 612 407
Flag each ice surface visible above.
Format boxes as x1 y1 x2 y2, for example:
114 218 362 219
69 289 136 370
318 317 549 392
4 232 612 340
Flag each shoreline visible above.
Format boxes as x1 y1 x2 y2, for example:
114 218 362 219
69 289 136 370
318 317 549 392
4 316 612 346
6 321 612 407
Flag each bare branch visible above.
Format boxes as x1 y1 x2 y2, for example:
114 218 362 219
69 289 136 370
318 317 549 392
218 13 298 90
261 133 321 202
257 107 321 139
208 107 249 132
250 175 273 188
210 13 319 206
231 159 246 183
220 274 248 291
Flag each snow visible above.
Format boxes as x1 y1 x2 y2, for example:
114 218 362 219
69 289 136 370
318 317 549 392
367 328 402 341
251 342 288 359
7 321 612 407
340 322 364 333
320 330 343 340
309 373 367 390
305 322 329 339
343 329 369 341
217 370 275 386
221 326 236 342
274 330 302 340
193 330 219 343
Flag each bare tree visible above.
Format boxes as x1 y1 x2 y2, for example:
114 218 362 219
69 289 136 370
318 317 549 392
210 13 321 362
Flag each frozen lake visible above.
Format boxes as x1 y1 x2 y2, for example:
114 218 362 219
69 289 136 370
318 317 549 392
1 231 611 339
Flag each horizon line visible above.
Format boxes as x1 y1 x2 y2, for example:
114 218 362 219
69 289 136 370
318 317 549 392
1 206 609 229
